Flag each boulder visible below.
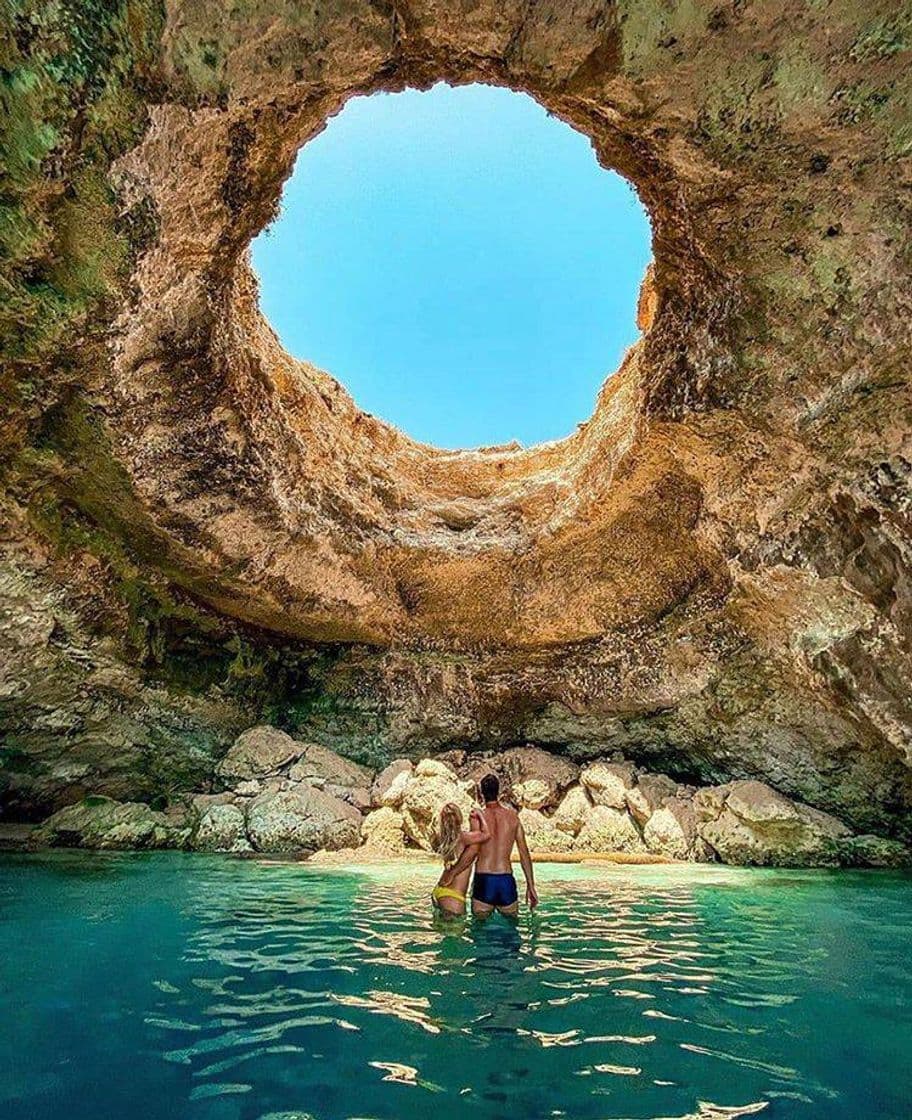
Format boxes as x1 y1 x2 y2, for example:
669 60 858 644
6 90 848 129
399 761 474 851
380 768 412 809
216 726 303 783
433 749 467 771
34 797 184 850
694 784 728 823
191 792 236 814
699 781 850 867
574 805 646 853
246 786 362 853
552 785 593 835
518 808 574 853
512 778 553 810
361 807 408 852
414 758 459 779
464 747 578 810
581 761 637 809
643 801 694 860
191 803 249 852
726 780 803 826
371 759 413 807
234 779 261 798
287 743 374 804
626 773 679 825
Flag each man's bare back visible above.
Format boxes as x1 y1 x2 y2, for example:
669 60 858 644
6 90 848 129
474 801 519 873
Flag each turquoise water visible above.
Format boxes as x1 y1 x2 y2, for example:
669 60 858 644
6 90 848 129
1 855 910 1120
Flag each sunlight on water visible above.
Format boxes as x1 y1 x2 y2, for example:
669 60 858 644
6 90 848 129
1 855 910 1120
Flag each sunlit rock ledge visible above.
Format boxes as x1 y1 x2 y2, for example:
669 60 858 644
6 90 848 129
24 731 911 869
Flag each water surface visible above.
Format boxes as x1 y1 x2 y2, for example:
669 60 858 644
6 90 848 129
1 854 909 1119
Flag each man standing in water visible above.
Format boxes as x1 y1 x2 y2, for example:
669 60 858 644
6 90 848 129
442 772 538 917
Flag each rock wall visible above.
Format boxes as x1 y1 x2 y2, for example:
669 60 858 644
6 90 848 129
2 2 912 854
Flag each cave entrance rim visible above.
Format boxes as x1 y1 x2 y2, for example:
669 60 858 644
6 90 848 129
248 80 657 456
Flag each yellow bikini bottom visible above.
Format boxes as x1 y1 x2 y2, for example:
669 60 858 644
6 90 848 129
431 885 466 905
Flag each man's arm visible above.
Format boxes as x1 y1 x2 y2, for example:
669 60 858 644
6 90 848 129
514 819 539 909
439 842 479 886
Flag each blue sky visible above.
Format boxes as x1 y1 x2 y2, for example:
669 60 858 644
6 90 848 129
252 83 652 449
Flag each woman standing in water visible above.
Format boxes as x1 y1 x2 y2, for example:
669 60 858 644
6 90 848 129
431 802 490 916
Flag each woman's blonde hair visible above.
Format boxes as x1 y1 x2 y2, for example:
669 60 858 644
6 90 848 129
437 802 464 866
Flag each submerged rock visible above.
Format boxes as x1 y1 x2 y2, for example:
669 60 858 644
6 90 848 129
34 797 185 850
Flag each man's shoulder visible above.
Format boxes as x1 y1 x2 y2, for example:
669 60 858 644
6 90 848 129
498 803 519 821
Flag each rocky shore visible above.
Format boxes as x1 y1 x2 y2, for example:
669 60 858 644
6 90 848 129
19 728 910 869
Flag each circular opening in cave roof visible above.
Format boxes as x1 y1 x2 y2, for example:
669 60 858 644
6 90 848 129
251 83 653 451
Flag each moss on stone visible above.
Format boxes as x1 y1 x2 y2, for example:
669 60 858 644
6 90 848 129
0 0 164 462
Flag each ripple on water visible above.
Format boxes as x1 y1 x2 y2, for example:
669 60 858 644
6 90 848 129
1 856 911 1120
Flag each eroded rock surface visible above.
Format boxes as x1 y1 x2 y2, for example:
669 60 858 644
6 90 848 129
35 797 186 850
216 726 304 783
2 2 912 855
246 786 361 853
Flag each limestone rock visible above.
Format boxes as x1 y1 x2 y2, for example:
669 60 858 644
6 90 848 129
552 785 593 835
575 806 646 853
836 835 912 868
287 743 373 793
246 786 361 853
414 758 458 780
699 781 850 867
361 807 408 852
626 773 680 825
399 764 474 852
371 759 413 807
285 747 373 810
581 761 637 809
4 3 912 859
518 808 574 853
379 769 412 810
726 780 803 826
643 800 696 860
191 803 249 852
694 786 728 823
466 747 578 810
216 726 303 783
512 778 552 810
191 792 236 814
34 797 184 850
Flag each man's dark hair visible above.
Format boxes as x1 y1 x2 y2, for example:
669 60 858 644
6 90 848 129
479 772 500 803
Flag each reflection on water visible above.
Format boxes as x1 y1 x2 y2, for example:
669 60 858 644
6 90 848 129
1 854 910 1120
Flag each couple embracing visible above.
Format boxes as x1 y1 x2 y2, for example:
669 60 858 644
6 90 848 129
431 772 539 918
